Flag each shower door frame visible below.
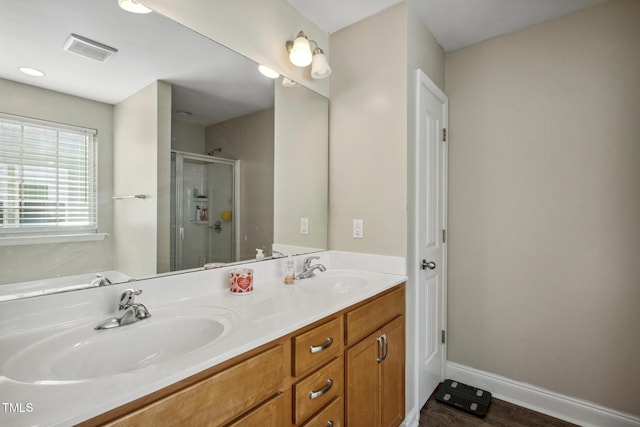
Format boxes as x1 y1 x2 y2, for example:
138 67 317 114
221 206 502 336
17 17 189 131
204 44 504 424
173 150 240 269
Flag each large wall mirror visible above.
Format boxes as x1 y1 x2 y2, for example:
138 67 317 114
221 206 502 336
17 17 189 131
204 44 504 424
0 0 328 299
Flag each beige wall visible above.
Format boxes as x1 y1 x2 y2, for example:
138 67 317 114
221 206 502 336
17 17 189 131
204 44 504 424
446 0 640 415
142 0 329 98
156 83 172 273
113 81 172 278
274 82 329 252
171 120 206 154
329 3 408 257
205 109 274 260
0 78 114 284
328 1 445 255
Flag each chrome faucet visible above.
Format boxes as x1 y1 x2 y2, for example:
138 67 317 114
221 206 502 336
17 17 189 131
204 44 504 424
90 274 112 287
95 289 151 330
297 256 326 279
271 250 286 258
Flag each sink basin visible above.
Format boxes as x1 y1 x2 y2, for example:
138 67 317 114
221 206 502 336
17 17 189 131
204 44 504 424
297 271 368 294
2 305 239 383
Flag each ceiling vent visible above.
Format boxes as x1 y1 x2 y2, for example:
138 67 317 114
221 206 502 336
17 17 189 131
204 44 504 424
62 34 118 63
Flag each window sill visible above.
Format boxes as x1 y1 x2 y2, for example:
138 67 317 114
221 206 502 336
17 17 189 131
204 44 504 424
0 233 108 247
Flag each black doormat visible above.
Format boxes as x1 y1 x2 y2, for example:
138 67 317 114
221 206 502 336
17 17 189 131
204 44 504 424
435 379 492 417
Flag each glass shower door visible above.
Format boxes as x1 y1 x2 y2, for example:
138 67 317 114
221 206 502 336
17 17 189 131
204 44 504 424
205 162 234 264
172 152 236 271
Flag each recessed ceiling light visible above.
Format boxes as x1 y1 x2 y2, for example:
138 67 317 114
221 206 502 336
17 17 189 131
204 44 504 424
258 65 280 79
118 0 152 14
19 67 45 77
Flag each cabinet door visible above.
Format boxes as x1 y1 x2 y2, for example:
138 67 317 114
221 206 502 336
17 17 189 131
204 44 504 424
380 316 405 427
346 332 380 427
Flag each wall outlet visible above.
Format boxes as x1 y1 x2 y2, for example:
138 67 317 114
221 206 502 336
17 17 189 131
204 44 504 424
352 219 364 239
300 217 309 235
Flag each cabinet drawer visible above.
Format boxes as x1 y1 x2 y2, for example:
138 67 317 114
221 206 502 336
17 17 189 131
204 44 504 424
108 345 285 426
227 393 284 427
301 396 343 427
293 358 343 424
345 285 405 346
293 317 342 377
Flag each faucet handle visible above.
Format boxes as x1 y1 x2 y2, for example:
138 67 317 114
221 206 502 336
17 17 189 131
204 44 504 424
118 289 142 310
303 256 320 269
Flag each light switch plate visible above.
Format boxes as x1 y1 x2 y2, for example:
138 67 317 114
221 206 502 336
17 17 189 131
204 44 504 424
300 217 309 235
353 219 364 238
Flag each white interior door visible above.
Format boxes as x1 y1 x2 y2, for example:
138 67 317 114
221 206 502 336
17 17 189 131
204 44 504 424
416 70 448 407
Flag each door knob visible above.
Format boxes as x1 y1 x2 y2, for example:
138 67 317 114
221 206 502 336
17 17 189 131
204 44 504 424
421 260 436 270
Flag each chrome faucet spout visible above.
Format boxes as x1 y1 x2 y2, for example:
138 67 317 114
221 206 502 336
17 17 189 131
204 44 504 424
95 289 151 330
90 274 112 287
297 256 327 279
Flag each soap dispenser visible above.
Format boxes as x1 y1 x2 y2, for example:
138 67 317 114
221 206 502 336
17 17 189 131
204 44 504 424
256 248 265 260
283 255 295 285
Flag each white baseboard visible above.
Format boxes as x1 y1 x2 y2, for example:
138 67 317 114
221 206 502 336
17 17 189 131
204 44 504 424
403 407 419 427
446 362 640 427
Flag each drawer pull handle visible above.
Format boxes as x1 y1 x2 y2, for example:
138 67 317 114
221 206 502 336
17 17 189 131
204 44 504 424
377 333 388 363
327 421 334 427
309 378 333 399
382 333 389 361
310 337 333 353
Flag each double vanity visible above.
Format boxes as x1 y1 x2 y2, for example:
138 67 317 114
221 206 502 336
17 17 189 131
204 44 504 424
0 252 407 426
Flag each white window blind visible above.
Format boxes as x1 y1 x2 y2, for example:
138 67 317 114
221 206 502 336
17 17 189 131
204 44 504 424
0 113 98 238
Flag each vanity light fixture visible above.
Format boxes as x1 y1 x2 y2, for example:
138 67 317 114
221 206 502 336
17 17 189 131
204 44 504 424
282 77 299 87
118 0 152 14
285 31 332 79
258 65 280 79
19 67 45 77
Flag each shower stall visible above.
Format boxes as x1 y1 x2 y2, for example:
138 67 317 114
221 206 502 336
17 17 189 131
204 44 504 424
170 151 239 271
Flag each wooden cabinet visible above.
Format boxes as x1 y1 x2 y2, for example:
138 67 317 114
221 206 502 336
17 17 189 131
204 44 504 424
83 284 405 427
227 393 284 427
291 316 343 426
292 317 342 377
345 287 405 427
293 357 343 424
301 397 343 427
103 344 286 427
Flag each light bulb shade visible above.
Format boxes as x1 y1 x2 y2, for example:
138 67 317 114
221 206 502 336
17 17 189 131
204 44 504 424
118 0 152 13
258 64 280 79
289 35 312 67
311 50 332 79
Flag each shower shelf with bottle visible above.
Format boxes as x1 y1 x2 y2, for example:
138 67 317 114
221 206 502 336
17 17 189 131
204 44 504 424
193 196 209 224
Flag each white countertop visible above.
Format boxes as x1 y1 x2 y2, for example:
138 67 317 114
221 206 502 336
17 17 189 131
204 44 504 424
0 251 406 426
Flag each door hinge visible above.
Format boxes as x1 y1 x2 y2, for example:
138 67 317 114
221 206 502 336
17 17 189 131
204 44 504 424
442 127 447 142
442 229 446 243
441 330 446 344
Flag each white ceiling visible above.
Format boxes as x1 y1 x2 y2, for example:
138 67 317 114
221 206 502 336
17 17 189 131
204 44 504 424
287 0 608 52
2 0 609 124
0 0 274 126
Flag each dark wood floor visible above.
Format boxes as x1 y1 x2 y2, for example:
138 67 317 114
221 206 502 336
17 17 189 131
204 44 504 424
419 386 579 427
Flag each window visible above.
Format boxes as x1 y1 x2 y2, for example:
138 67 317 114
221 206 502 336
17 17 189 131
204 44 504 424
0 113 98 240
